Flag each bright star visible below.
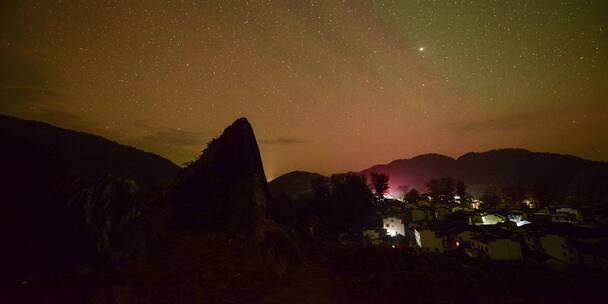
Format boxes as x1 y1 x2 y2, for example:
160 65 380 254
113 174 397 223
418 47 425 52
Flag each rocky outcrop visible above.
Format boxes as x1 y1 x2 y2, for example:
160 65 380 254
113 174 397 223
3 174 163 282
169 118 300 276
65 175 148 262
169 118 270 232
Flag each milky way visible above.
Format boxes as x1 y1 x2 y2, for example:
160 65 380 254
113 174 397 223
1 0 607 179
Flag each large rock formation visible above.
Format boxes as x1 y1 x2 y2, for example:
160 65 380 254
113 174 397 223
169 118 270 232
3 174 162 282
169 118 300 276
64 175 149 262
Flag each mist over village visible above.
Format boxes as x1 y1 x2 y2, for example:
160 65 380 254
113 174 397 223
2 0 608 303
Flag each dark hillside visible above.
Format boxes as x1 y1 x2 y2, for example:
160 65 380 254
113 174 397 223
0 114 180 280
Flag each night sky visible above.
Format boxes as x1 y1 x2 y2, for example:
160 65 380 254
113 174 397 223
1 0 607 179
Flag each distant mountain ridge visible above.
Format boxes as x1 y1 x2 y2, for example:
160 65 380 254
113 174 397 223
269 171 325 198
360 148 608 200
0 114 180 188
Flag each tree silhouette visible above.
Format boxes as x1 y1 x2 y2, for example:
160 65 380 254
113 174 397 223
310 173 374 232
330 173 374 230
404 188 420 204
455 180 469 203
397 185 409 201
502 185 526 208
370 173 389 203
481 186 502 211
426 177 457 205
531 182 549 208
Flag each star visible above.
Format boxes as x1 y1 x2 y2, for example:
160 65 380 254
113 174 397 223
418 47 425 52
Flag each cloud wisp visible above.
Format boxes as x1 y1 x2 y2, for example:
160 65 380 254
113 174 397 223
141 129 209 147
454 110 544 132
259 136 308 145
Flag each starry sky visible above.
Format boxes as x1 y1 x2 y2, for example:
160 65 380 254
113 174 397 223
1 0 607 179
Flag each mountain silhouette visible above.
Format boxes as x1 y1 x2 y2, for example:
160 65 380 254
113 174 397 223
360 149 608 201
0 114 179 189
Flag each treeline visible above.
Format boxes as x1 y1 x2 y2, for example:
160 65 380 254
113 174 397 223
267 172 602 237
268 173 376 235
395 176 596 211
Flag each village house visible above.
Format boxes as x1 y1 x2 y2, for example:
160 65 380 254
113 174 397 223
555 207 583 222
383 216 405 237
522 198 537 209
413 224 450 253
449 225 482 247
479 213 505 225
469 232 523 260
539 234 579 264
434 205 451 221
406 205 432 222
520 223 580 265
506 210 532 226
469 199 482 210
416 197 433 207
550 207 583 224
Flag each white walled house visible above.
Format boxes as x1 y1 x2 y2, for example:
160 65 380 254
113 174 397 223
414 228 447 253
479 213 505 225
539 234 579 264
383 216 405 237
470 234 523 260
519 222 602 265
522 226 581 265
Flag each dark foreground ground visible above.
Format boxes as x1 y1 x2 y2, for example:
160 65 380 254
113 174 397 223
3 230 606 303
3 231 366 303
